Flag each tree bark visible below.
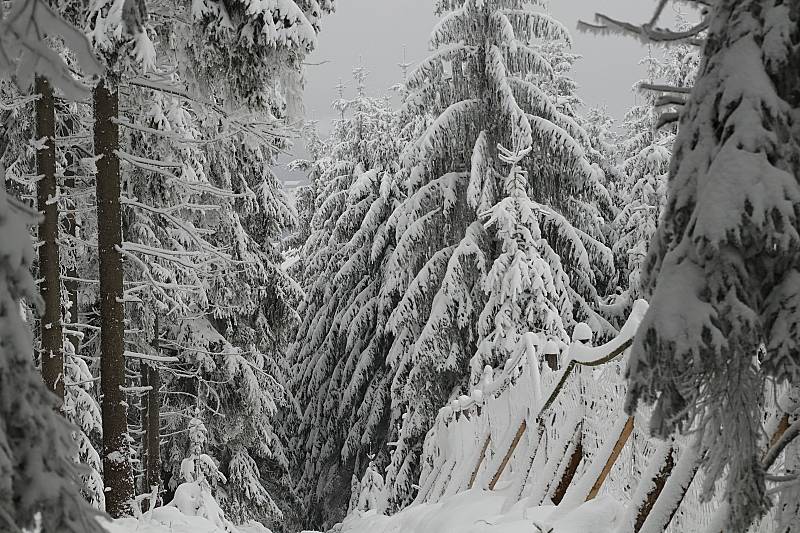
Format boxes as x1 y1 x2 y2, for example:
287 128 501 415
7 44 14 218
35 75 64 404
94 78 134 517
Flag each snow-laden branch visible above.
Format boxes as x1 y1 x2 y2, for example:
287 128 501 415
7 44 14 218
639 83 693 95
577 12 707 47
0 94 39 111
121 196 236 265
126 77 291 147
124 351 179 363
114 117 241 146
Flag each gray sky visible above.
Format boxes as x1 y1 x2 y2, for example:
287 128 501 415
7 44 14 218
303 1 668 125
281 0 672 184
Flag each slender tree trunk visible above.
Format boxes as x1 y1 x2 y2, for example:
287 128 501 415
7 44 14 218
144 312 161 496
35 75 64 404
94 78 133 517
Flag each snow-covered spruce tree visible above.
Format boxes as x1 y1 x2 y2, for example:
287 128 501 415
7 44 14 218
169 414 233 532
122 3 335 527
167 112 306 531
0 154 103 531
181 0 335 112
606 56 671 323
0 0 103 99
583 1 800 530
381 0 615 510
179 415 227 492
348 455 386 515
606 39 700 325
62 341 105 509
581 106 623 192
80 0 333 526
474 145 571 376
0 60 107 510
284 122 327 278
290 72 409 528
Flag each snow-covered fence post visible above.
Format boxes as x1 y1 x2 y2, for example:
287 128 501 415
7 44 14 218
585 416 635 501
632 445 676 533
486 333 543 490
636 444 703 533
551 422 584 505
488 419 527 490
468 435 491 489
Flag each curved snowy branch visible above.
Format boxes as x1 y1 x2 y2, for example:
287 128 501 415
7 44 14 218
578 12 708 46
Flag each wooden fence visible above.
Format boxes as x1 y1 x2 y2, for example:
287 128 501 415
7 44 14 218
412 299 795 532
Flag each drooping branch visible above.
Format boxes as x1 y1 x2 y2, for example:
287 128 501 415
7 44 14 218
639 83 693 94
655 112 681 130
655 94 688 107
578 6 708 47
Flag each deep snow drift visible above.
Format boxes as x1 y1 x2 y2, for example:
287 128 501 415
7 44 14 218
103 509 272 533
336 487 623 533
101 482 273 533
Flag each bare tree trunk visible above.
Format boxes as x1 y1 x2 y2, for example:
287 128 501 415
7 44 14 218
144 312 161 497
94 77 133 517
35 75 64 405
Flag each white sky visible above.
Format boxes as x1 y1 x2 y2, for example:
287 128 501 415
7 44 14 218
281 0 677 184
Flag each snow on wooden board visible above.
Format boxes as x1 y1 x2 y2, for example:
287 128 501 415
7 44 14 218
337 488 624 533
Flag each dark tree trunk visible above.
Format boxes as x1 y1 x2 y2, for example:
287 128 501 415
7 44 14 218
35 75 64 404
94 78 134 517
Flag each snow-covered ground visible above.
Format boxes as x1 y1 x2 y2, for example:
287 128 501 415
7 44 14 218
103 510 272 533
337 488 623 533
101 482 273 533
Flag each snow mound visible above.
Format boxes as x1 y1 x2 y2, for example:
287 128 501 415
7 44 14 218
104 509 272 533
104 506 224 533
338 488 623 533
102 482 272 533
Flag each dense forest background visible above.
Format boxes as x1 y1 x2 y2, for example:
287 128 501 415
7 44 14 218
0 1 798 533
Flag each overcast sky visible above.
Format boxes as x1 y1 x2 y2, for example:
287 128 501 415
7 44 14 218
281 0 674 183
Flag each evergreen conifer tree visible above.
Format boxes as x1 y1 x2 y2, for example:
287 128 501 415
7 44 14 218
290 70 408 528
380 0 615 510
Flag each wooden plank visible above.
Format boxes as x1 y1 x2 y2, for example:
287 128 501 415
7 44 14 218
633 447 675 532
468 435 492 489
489 419 527 490
586 416 635 501
770 413 790 448
512 421 546 502
433 460 458 503
652 448 702 533
414 457 445 505
551 428 584 505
